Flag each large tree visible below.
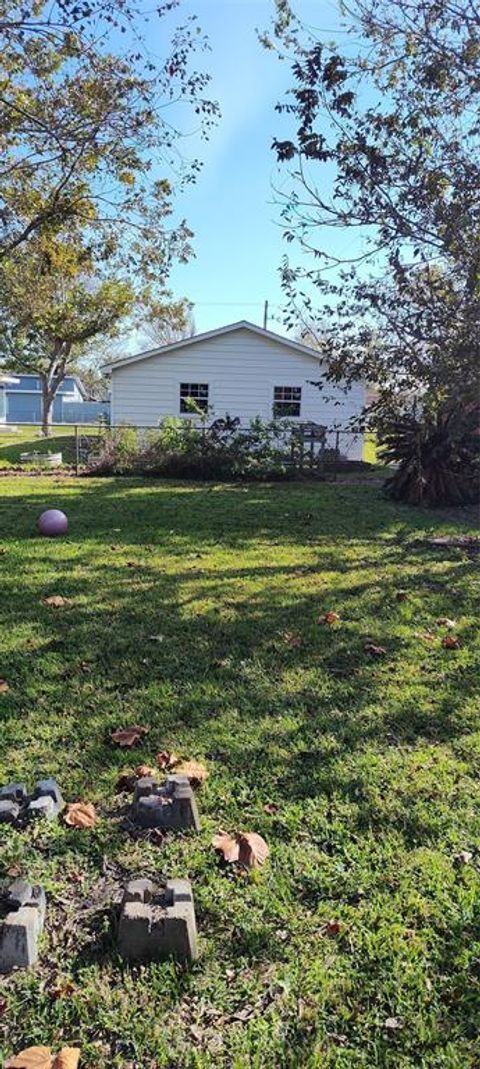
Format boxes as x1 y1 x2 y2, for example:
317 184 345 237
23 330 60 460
0 236 133 433
266 0 480 414
0 0 217 429
0 0 217 262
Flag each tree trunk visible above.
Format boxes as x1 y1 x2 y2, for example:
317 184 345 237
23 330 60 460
41 382 55 437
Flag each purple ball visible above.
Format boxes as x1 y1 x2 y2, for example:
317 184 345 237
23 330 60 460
37 509 68 537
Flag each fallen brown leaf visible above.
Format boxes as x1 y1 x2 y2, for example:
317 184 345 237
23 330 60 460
135 763 157 778
173 759 208 786
364 643 386 656
442 635 460 649
325 918 341 936
263 802 279 815
52 1049 81 1069
156 750 179 770
116 764 158 791
0 679 10 693
419 631 435 643
5 1048 53 1069
437 617 457 628
237 832 269 869
212 832 240 863
323 611 340 624
395 590 409 602
282 630 302 647
49 977 77 999
64 802 96 829
44 596 72 608
111 725 149 747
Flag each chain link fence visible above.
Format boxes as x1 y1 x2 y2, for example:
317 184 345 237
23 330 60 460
0 421 372 479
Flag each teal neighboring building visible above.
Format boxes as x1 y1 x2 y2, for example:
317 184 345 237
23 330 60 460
0 373 110 424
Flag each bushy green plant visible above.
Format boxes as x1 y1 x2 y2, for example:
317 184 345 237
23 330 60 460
88 415 294 480
90 425 140 474
379 400 480 507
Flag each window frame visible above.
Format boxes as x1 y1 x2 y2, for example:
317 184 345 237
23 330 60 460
273 385 302 419
179 382 209 414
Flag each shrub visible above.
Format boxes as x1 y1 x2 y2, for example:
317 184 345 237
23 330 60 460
87 416 294 480
378 399 480 507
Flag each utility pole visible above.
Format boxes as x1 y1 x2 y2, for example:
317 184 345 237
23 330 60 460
263 300 268 330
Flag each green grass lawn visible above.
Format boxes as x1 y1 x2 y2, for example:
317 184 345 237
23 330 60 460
0 476 479 1068
0 426 103 469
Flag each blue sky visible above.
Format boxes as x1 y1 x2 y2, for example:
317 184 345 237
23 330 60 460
157 0 345 335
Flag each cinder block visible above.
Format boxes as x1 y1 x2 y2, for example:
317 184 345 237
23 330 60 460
33 778 63 808
0 777 63 826
0 881 46 972
132 775 200 831
29 778 64 820
118 878 197 963
0 800 20 824
28 795 57 821
0 783 28 805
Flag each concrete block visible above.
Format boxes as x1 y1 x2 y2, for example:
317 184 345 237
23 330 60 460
132 774 200 831
0 800 20 824
33 778 63 808
28 795 57 821
0 783 28 805
0 777 63 826
118 878 197 963
0 881 46 972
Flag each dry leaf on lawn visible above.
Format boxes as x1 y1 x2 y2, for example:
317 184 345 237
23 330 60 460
419 631 435 642
156 750 179 770
52 1049 81 1069
5 1048 53 1069
384 1017 405 1031
437 618 457 629
323 611 340 624
0 679 10 693
173 759 208 785
111 725 149 747
44 596 71 608
237 832 269 869
64 802 96 829
456 850 473 865
395 590 409 602
212 832 240 863
263 802 279 815
282 631 302 647
325 919 341 936
442 635 460 649
364 643 387 656
135 763 157 778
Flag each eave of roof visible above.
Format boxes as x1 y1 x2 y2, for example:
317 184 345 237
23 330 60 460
102 320 323 373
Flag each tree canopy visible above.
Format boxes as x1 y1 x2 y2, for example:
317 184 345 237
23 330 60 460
0 0 218 266
266 0 480 415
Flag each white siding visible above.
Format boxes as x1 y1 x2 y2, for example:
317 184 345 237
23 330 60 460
111 327 365 458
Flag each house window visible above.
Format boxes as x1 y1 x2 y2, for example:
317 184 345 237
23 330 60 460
180 383 209 414
273 386 301 418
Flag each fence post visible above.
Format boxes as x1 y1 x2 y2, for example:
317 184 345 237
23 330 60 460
334 430 340 482
75 424 80 476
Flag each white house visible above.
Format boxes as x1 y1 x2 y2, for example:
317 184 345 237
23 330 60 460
103 321 365 458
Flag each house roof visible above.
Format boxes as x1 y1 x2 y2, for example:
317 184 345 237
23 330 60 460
0 374 20 385
102 320 324 373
